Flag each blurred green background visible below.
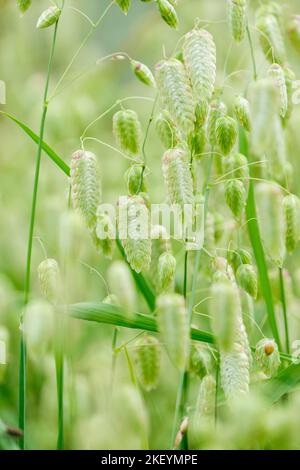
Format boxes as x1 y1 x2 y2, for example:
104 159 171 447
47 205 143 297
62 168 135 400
1 0 300 450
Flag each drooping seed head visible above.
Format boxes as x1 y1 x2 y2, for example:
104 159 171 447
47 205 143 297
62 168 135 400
189 344 212 379
227 0 247 42
115 0 131 15
233 96 251 132
125 164 147 195
107 261 136 315
162 147 194 207
157 0 179 29
283 194 300 254
236 264 258 299
195 99 209 127
255 338 280 377
17 0 31 13
268 63 288 118
38 258 61 305
227 248 252 273
155 110 179 149
134 334 161 392
156 293 189 370
223 152 249 181
158 251 176 292
183 28 216 102
130 60 156 88
256 10 286 65
220 342 250 399
212 256 235 283
288 15 300 53
36 6 61 29
155 59 195 136
240 290 255 336
113 109 142 156
94 209 115 259
188 127 206 159
225 179 247 219
215 116 238 155
282 66 296 125
70 150 101 231
207 100 227 147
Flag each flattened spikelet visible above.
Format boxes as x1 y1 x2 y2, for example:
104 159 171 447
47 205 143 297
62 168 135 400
38 259 61 305
158 252 176 292
156 293 189 370
225 179 247 218
283 66 296 124
162 147 194 207
113 109 142 156
234 96 251 132
256 11 286 64
71 150 101 230
94 209 115 258
268 63 288 118
107 261 136 314
125 164 147 195
255 338 280 377
195 100 209 127
220 342 250 399
155 110 179 149
227 0 247 42
36 6 61 29
288 15 300 53
157 0 178 29
17 0 31 13
183 28 216 102
207 100 227 147
130 60 156 88
215 116 237 155
189 345 211 379
155 59 195 136
283 194 300 253
115 0 131 15
236 264 258 298
134 334 161 391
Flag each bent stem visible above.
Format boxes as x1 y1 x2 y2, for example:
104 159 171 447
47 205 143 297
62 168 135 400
19 21 60 450
279 267 290 355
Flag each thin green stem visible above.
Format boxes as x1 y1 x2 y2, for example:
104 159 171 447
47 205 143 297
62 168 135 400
279 267 290 355
246 23 257 81
19 20 60 450
138 94 158 192
55 313 64 450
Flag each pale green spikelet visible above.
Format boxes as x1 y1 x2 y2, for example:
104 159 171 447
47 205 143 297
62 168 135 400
267 116 287 184
189 344 212 379
283 194 300 253
207 100 227 147
212 256 235 283
158 251 176 292
156 293 189 370
130 60 156 88
236 264 258 298
36 6 61 29
107 261 136 314
195 100 209 127
183 28 216 102
188 128 206 159
115 0 131 15
220 341 250 399
196 374 216 418
149 225 172 287
38 258 61 305
17 0 31 13
125 164 147 195
234 96 251 132
162 147 194 207
189 374 216 448
288 15 300 53
227 0 247 42
225 179 247 219
155 110 179 149
216 116 237 155
134 334 161 392
223 152 249 181
227 248 252 273
282 66 296 125
213 211 224 243
256 10 286 65
157 0 178 29
209 279 239 351
268 63 288 118
255 338 281 377
113 109 142 156
94 209 115 259
70 150 101 230
155 59 195 136
119 195 151 273
255 183 285 267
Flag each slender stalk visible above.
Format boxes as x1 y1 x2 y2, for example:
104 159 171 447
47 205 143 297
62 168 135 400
139 94 158 191
55 314 64 450
19 21 60 450
279 267 290 355
246 23 257 81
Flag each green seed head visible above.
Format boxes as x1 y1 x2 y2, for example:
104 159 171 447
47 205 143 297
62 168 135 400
216 116 238 155
38 258 61 305
113 109 142 156
236 264 258 299
155 110 179 149
94 209 115 259
134 334 161 392
288 15 300 53
162 147 194 207
234 96 251 132
227 0 247 42
189 344 212 379
283 194 300 254
255 338 281 377
223 152 249 181
157 0 179 29
158 251 176 292
225 179 247 219
36 6 61 29
125 164 147 195
115 0 131 15
17 0 31 13
268 63 288 118
130 60 156 88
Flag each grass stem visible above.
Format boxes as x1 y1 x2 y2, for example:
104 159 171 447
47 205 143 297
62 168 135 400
279 267 290 355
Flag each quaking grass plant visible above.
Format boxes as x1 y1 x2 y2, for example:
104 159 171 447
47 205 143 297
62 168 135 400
1 0 300 450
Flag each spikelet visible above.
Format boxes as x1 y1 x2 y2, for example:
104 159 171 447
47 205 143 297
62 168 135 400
189 374 216 448
212 256 235 283
36 6 61 29
155 110 179 149
233 96 251 132
288 15 300 53
209 279 239 351
188 128 206 159
220 341 250 399
189 344 212 379
223 152 249 181
268 63 288 118
225 179 247 219
38 258 61 305
134 334 161 392
215 116 237 155
255 338 281 377
227 248 252 273
115 0 131 15
267 115 287 184
195 100 209 127
156 293 189 370
183 28 216 102
283 194 300 253
130 60 156 88
174 417 189 450
162 147 194 207
158 252 176 292
213 211 224 243
17 0 31 13
283 66 296 125
119 195 151 273
107 261 136 314
255 183 285 267
155 59 195 136
236 264 258 298
149 225 171 284
113 109 142 156
125 164 147 195
256 10 286 65
157 0 178 29
70 150 101 230
207 100 227 147
227 0 247 42
94 209 115 259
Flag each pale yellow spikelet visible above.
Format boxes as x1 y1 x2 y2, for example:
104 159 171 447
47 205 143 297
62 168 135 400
267 116 288 185
94 208 115 259
283 194 300 254
207 100 227 147
227 0 247 42
189 374 216 448
158 251 176 292
223 152 249 181
162 147 194 207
